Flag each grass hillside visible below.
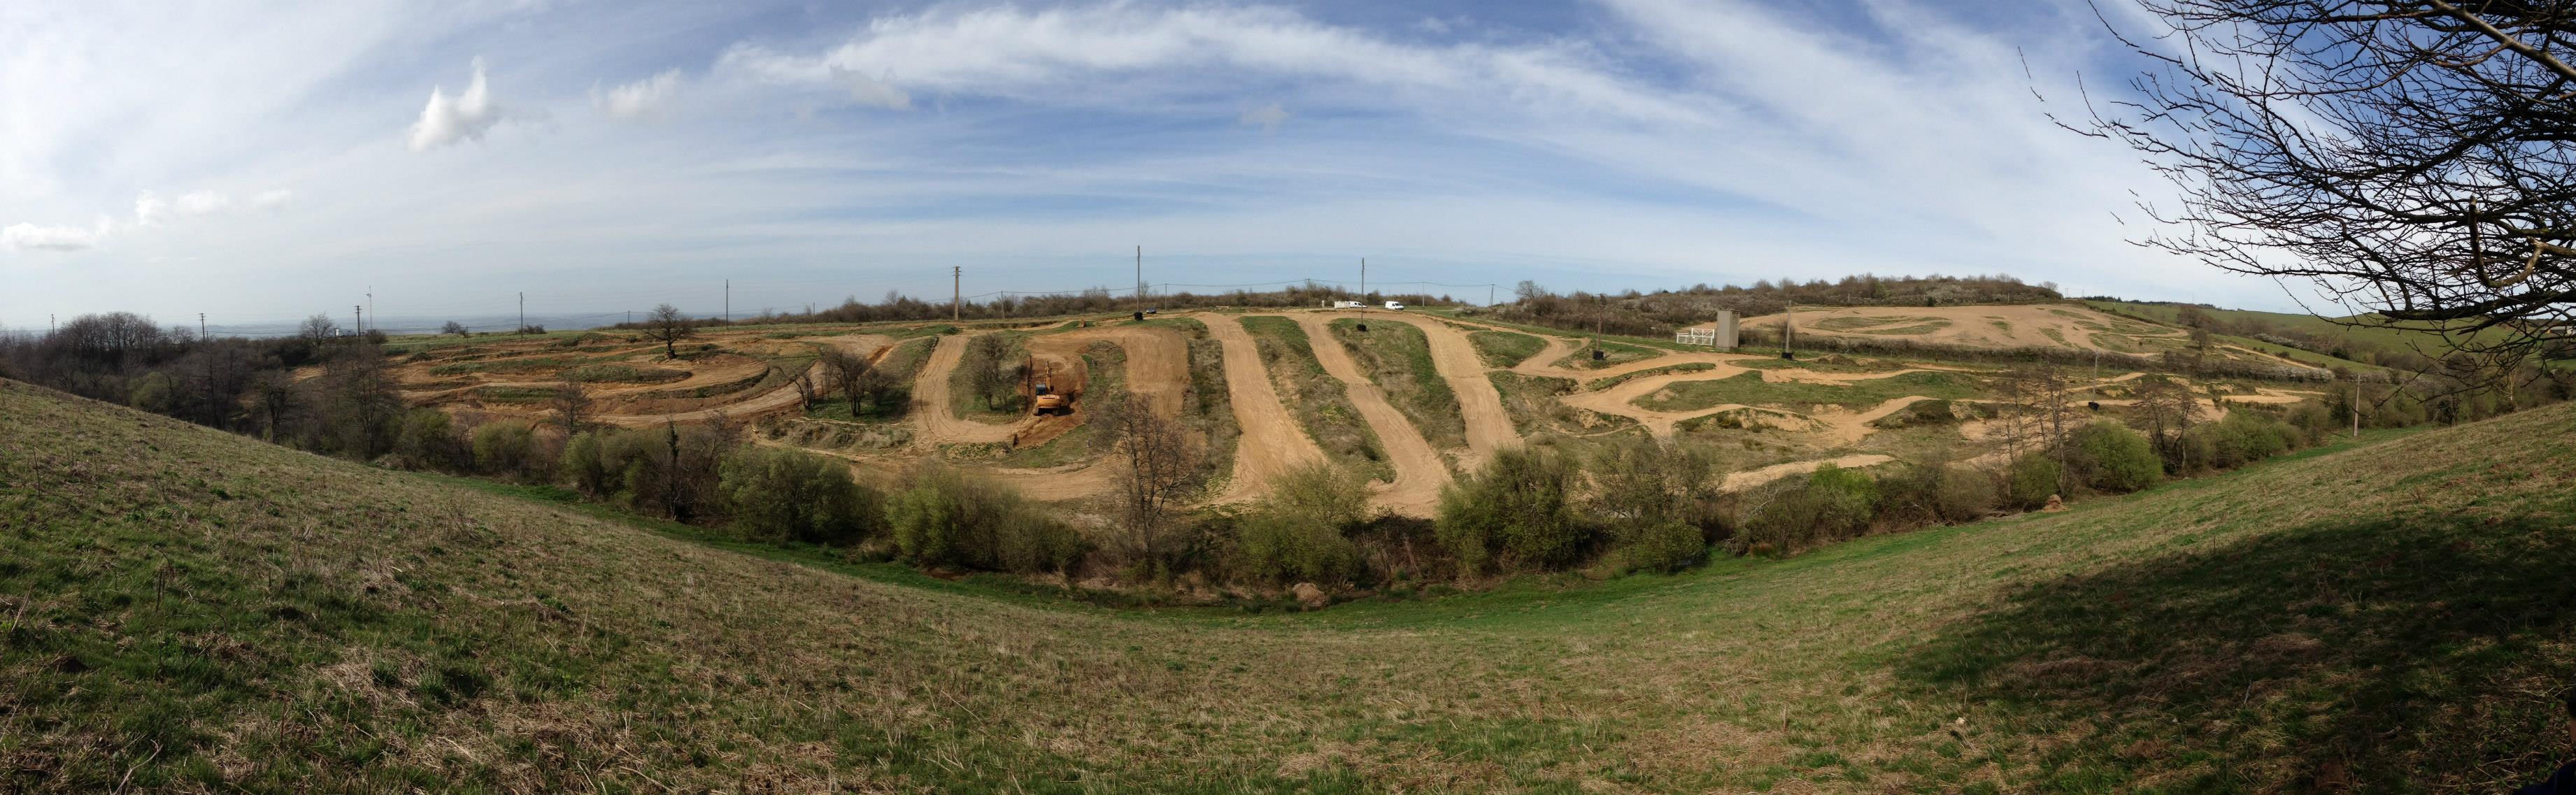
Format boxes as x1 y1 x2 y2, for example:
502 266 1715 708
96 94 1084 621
6 377 2575 792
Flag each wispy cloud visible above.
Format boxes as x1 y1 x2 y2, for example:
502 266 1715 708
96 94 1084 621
1238 102 1290 131
595 69 682 120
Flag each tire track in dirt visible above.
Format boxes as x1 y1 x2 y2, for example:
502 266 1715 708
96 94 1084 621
1364 313 1518 467
1293 313 1451 516
1195 315 1326 505
911 334 1023 446
1718 454 1896 492
595 336 893 428
907 324 1195 501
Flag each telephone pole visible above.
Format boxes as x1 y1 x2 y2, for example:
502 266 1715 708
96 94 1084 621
1134 245 1144 306
1784 300 1795 358
724 279 730 324
1360 257 1367 299
952 266 962 322
518 292 525 334
366 286 373 334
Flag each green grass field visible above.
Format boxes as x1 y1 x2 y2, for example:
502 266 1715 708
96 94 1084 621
5 377 2575 792
1468 330 1547 368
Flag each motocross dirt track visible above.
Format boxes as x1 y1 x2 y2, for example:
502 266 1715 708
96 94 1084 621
1293 313 1451 516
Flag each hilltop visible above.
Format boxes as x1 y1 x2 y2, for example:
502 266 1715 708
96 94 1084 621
6 377 2574 792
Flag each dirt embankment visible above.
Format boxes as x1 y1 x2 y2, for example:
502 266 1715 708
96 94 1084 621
1293 314 1451 516
1196 315 1328 505
1361 313 1520 468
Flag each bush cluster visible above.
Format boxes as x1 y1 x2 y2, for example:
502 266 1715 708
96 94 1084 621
885 466 1088 575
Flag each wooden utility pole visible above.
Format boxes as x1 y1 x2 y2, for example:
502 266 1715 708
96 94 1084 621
1360 258 1367 300
518 292 525 334
725 279 730 324
1784 299 1795 358
1135 246 1144 306
952 266 962 322
366 286 373 334
2351 380 2361 439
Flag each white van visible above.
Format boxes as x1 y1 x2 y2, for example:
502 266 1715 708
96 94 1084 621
1382 301 1406 310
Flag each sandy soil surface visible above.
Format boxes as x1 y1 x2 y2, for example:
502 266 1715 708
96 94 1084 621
1294 313 1451 516
1195 314 1327 505
1719 454 1895 492
1739 304 2178 352
1361 312 1520 468
911 334 1026 446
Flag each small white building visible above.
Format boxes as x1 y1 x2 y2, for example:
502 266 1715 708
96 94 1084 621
1674 310 1739 350
1331 300 1367 309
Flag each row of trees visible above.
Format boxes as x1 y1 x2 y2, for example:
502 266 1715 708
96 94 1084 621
1494 275 2062 338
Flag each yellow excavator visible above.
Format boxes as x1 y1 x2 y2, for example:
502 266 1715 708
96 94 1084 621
1027 359 1068 416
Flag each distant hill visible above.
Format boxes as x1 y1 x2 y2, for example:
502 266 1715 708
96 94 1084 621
8 375 2575 791
2082 299 2533 369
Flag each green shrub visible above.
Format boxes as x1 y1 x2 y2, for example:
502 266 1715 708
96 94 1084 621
2006 452 2061 510
1232 463 1367 584
720 446 881 546
1435 447 1581 575
560 431 609 495
1934 465 1998 522
2069 421 2162 493
1740 464 1878 553
885 467 1088 574
395 409 467 471
1589 437 1716 573
127 371 178 414
471 422 539 479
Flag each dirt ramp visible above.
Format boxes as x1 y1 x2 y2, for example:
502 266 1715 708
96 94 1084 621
1197 315 1326 504
1370 313 1519 466
911 334 1023 446
1293 313 1450 516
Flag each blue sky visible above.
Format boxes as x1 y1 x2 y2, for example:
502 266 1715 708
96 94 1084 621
1 0 2303 331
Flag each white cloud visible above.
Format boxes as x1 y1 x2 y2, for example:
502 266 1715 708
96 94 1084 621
1 219 113 252
134 191 172 227
176 189 234 217
1238 102 1289 131
595 69 683 119
408 57 506 151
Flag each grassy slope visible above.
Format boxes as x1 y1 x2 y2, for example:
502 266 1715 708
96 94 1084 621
1328 318 1466 450
6 378 2575 793
1467 330 1546 368
2084 299 2484 365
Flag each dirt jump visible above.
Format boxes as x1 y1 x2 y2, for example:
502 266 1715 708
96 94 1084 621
1197 314 1328 505
1293 313 1453 516
1365 313 1520 467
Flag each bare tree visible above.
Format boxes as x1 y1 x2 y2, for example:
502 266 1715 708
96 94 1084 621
1998 364 2077 460
817 348 869 410
1100 394 1202 566
2132 375 2202 469
298 314 341 343
788 362 821 412
441 320 469 337
550 376 590 436
966 334 1013 409
2086 1 2576 386
643 303 695 359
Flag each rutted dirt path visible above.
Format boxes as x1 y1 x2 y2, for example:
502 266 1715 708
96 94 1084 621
1719 454 1895 492
913 334 1024 446
1361 312 1519 467
595 336 895 428
1195 315 1326 505
897 324 1195 502
1294 314 1451 516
